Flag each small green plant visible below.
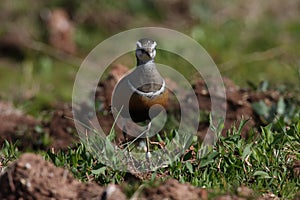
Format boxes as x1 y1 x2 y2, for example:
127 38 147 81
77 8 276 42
251 81 300 124
45 143 125 184
0 141 20 173
159 117 300 199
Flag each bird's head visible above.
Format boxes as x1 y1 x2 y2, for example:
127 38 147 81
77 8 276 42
135 38 157 65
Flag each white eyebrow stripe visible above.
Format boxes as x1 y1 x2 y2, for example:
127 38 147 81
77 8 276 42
128 79 165 98
151 41 157 49
136 41 142 48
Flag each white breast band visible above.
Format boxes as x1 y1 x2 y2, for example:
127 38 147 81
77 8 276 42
128 79 165 98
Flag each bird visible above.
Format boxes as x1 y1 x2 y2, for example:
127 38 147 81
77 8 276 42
111 38 168 160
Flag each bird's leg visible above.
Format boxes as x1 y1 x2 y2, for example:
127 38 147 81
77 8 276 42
121 120 131 152
146 121 152 162
122 125 128 146
120 117 128 147
122 122 137 170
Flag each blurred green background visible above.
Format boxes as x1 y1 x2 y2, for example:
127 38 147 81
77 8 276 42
0 0 299 115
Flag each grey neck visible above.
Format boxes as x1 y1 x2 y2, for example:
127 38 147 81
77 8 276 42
136 58 154 66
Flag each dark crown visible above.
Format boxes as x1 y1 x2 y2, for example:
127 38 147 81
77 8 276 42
136 38 157 50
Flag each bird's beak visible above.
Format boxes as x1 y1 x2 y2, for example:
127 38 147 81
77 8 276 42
145 49 151 57
146 48 154 58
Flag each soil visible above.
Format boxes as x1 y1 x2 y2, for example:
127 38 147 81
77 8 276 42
0 152 263 200
0 102 78 150
0 153 126 200
0 66 282 150
0 102 39 150
293 160 300 178
0 65 285 199
47 103 78 149
44 9 77 54
93 64 281 141
139 178 208 200
192 77 256 139
0 153 263 200
0 63 283 149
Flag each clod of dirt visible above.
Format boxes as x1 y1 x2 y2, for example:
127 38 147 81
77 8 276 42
257 192 280 200
247 90 280 105
92 64 129 142
214 195 245 200
48 103 78 149
0 27 31 60
193 77 256 138
214 186 281 200
294 192 300 200
96 64 129 110
0 153 126 200
139 178 207 200
293 160 300 178
0 101 79 150
44 8 77 54
0 101 39 148
237 185 255 198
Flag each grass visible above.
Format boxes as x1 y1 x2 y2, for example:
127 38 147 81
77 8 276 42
1 113 299 199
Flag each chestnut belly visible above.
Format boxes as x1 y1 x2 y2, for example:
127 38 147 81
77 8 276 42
129 91 168 122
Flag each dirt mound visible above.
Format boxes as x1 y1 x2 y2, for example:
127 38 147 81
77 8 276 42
93 65 282 140
0 153 280 199
0 65 281 150
47 103 78 149
140 178 207 200
0 153 126 200
213 185 256 200
193 77 256 138
95 64 129 110
293 160 300 178
44 9 77 54
0 101 39 149
54 67 283 149
0 101 79 150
